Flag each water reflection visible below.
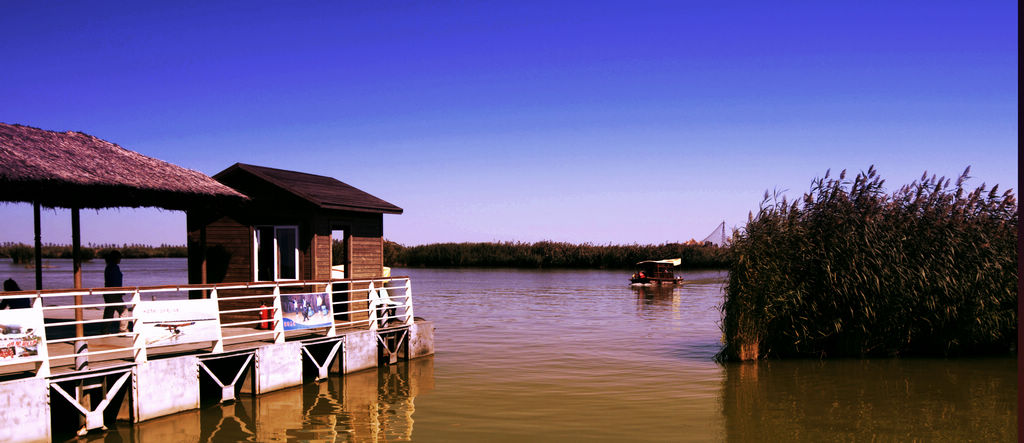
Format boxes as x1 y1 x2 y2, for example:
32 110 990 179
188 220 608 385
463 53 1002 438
721 358 1016 442
632 285 678 304
101 357 434 442
45 265 1015 441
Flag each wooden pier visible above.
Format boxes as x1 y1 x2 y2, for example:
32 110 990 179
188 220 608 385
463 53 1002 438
0 123 423 441
0 278 434 441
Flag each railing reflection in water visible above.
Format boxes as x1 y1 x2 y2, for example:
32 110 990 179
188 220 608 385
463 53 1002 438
90 356 435 442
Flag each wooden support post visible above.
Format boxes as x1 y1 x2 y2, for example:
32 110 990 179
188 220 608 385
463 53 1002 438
200 224 208 298
72 207 82 290
344 230 352 279
72 207 88 371
33 201 42 290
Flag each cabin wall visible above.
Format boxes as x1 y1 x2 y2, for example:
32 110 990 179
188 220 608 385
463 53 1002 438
188 164 393 328
188 210 386 325
187 213 252 284
326 212 384 278
312 217 332 281
188 211 383 283
325 212 383 323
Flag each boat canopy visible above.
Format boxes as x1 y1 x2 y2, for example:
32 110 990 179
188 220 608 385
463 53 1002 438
636 258 682 266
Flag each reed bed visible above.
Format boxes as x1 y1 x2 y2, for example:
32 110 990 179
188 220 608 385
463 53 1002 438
360 240 732 269
719 166 1017 360
0 242 187 262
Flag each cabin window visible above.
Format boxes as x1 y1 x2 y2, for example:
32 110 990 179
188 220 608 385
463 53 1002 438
254 225 299 281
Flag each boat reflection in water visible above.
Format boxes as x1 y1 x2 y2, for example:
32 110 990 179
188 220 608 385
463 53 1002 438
632 284 680 313
113 357 435 442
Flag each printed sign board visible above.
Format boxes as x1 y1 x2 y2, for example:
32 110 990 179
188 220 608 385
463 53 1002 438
135 299 220 347
0 307 44 364
281 292 333 331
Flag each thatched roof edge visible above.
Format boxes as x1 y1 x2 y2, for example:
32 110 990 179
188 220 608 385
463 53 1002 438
0 122 248 210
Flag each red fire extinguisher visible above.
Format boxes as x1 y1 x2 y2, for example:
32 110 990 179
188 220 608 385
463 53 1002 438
259 303 271 330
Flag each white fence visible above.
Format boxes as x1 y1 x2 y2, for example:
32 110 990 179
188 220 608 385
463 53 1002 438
0 277 413 378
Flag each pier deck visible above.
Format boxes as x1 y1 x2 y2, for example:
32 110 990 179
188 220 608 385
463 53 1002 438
0 277 434 442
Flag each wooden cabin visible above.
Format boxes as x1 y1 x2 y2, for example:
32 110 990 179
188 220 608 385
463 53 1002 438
186 163 402 323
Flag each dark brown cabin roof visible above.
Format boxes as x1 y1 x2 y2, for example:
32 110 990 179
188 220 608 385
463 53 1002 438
215 163 403 214
0 123 247 210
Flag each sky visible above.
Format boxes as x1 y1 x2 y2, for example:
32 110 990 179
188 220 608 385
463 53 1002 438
0 1 1017 246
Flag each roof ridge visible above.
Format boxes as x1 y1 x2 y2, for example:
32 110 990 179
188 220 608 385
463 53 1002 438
235 163 325 207
219 163 402 214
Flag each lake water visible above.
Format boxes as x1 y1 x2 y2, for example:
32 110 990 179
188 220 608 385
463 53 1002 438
2 260 1015 441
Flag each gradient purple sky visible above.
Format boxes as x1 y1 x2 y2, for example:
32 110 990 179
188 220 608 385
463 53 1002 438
1 1 1017 246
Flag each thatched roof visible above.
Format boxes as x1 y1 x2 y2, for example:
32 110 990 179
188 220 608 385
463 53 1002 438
0 123 247 210
216 163 403 214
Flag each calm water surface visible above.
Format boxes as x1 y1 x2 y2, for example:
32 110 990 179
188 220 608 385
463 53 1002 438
2 260 1015 441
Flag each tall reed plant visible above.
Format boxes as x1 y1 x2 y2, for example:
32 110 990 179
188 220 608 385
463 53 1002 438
719 166 1017 360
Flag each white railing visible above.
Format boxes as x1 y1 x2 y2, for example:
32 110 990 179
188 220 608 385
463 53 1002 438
0 276 414 378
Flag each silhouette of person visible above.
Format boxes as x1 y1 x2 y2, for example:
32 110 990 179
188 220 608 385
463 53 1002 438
102 250 130 334
0 278 31 309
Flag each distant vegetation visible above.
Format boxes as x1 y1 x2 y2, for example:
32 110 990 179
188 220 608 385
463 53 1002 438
0 242 187 263
719 166 1017 361
374 240 732 269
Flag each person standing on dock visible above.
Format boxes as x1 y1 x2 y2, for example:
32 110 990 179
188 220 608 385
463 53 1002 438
102 250 130 334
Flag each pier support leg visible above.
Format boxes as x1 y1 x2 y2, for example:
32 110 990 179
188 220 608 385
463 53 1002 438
301 339 345 381
198 354 254 403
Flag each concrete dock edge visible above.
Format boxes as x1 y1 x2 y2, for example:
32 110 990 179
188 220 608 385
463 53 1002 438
0 377 50 443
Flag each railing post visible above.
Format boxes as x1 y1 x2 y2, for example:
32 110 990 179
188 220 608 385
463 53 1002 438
131 288 147 363
272 284 284 344
211 288 224 353
73 290 90 372
368 282 378 331
32 293 50 377
404 279 414 325
326 282 337 337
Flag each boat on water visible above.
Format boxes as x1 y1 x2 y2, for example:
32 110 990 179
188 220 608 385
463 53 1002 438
630 258 685 285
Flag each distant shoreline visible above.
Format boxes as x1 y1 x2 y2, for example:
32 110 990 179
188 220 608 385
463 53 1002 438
0 243 187 262
3 240 734 270
380 240 732 270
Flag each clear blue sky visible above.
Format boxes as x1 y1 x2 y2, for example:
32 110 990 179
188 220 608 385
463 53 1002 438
0 1 1017 246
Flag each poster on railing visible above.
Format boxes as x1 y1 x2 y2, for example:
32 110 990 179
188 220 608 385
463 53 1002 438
0 306 44 364
135 299 220 347
281 292 333 331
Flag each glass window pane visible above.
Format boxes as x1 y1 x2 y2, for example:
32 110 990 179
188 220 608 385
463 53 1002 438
277 227 297 280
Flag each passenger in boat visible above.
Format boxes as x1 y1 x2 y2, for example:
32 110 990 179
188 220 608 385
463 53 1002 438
0 278 30 309
638 271 646 279
103 250 131 334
